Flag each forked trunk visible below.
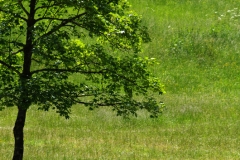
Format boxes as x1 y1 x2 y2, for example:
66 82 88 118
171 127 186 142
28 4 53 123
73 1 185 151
12 107 27 160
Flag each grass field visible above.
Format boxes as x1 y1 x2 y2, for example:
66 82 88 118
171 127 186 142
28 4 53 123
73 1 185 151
1 0 240 159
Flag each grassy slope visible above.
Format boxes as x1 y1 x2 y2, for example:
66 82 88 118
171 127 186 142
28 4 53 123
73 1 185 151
1 0 240 159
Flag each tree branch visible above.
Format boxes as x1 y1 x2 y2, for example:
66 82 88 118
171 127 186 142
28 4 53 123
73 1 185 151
11 48 24 55
0 60 21 75
73 100 122 107
35 2 63 11
35 17 66 22
0 50 9 55
33 12 86 44
18 0 30 16
0 8 27 22
31 68 105 75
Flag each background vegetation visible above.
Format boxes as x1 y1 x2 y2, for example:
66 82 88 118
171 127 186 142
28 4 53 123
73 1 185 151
1 0 240 159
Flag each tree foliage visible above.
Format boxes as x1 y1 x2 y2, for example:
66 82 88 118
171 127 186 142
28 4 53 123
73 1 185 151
1 0 165 159
0 0 165 118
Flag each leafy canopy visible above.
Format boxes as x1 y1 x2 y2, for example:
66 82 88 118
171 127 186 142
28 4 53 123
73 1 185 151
0 0 165 118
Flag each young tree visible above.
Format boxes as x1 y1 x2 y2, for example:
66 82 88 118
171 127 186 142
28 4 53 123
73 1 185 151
0 0 165 159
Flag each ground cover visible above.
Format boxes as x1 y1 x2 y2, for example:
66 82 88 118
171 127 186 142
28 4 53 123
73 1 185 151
1 0 239 159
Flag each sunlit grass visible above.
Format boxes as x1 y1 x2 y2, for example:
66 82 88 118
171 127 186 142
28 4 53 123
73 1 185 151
1 0 240 159
1 92 239 159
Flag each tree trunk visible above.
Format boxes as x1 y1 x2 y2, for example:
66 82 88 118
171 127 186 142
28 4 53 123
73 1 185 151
12 107 27 160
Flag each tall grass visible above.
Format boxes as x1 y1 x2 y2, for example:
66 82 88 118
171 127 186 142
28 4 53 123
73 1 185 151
1 0 240 159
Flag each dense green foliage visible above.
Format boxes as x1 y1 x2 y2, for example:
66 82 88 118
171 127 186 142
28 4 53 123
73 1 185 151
0 0 165 118
0 0 166 159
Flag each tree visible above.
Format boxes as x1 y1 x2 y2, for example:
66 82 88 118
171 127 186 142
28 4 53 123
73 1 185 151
0 0 165 159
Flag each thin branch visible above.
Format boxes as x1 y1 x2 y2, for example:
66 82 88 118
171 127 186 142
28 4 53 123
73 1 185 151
31 68 105 75
0 50 9 55
31 58 41 63
74 99 124 107
11 48 24 55
35 2 63 11
0 60 21 75
42 6 62 35
10 41 25 47
69 21 84 28
101 32 131 51
33 12 86 45
18 0 30 16
0 8 27 22
0 39 25 48
35 3 64 23
41 1 53 18
35 17 66 22
71 19 131 51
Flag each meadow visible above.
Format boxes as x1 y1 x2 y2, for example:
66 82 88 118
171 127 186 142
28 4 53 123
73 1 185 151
1 0 240 159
